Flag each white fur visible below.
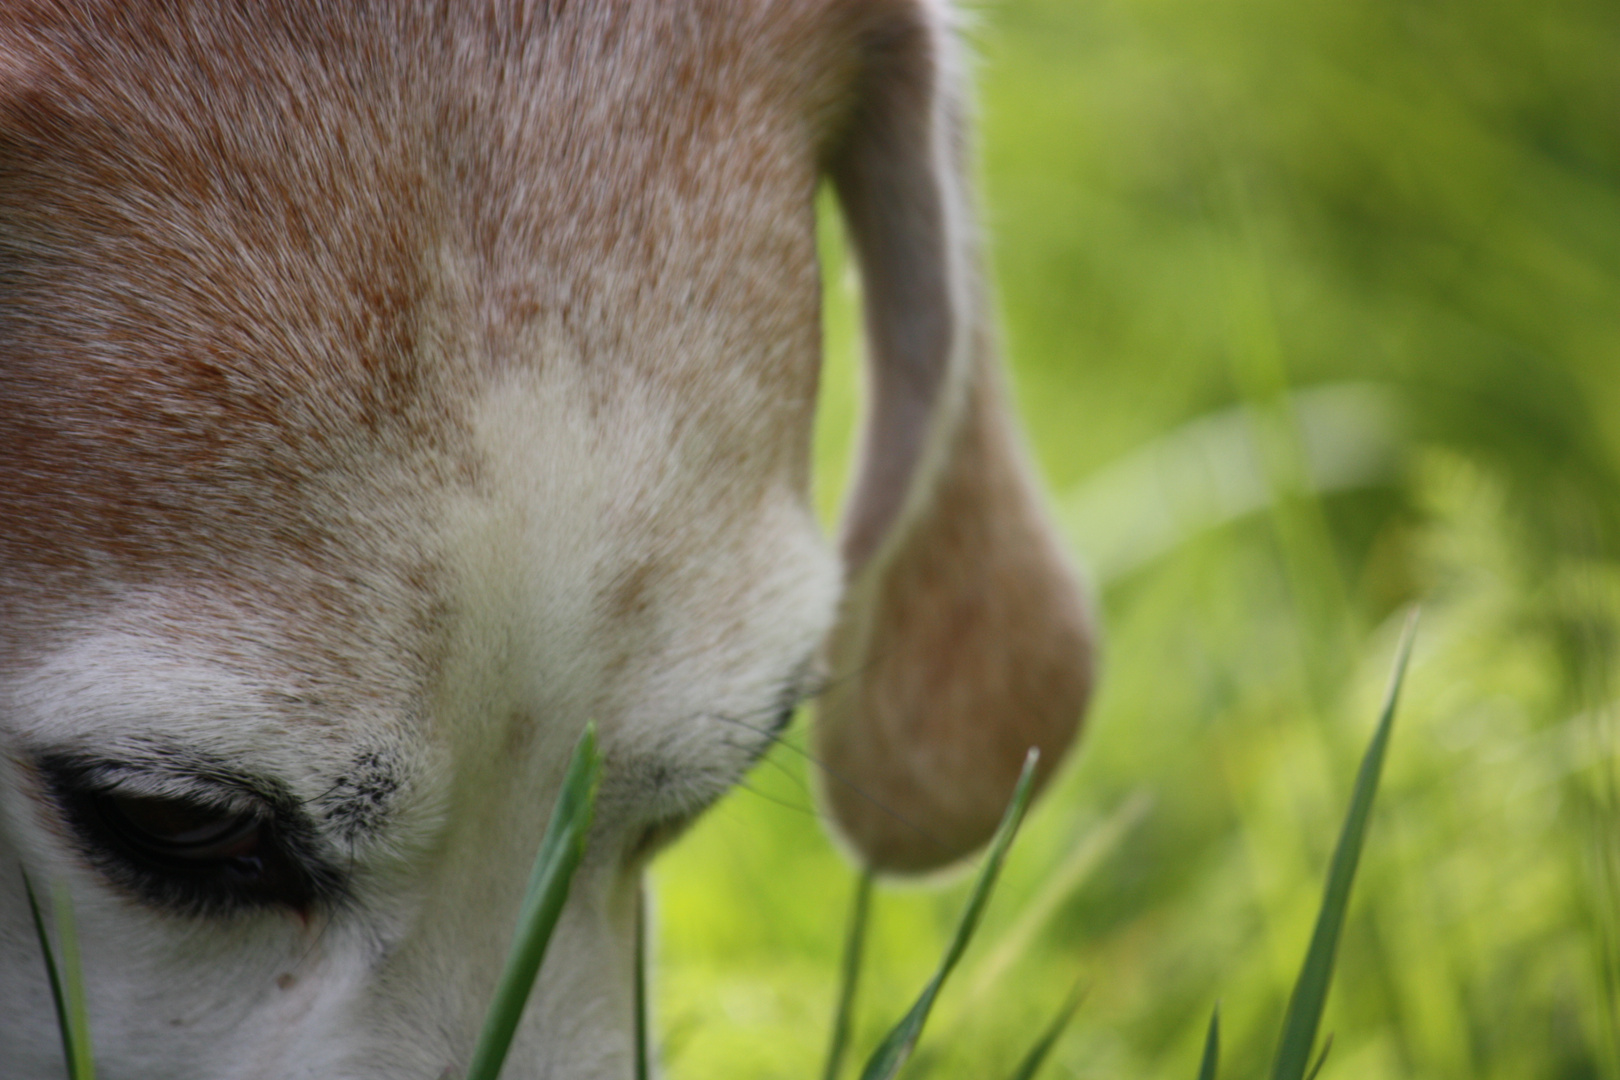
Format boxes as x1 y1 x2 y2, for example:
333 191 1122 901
0 363 839 1078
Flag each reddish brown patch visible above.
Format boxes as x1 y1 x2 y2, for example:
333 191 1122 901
0 0 873 679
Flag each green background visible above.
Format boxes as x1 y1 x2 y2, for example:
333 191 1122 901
652 1 1620 1076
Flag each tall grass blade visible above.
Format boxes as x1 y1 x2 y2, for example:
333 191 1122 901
1269 612 1417 1080
1197 1006 1220 1080
1302 1033 1333 1080
823 869 875 1080
52 883 95 1080
23 876 95 1080
24 873 87 1080
857 749 1041 1080
1004 979 1085 1080
464 723 603 1080
958 791 1151 1011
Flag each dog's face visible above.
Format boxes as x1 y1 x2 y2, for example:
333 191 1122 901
0 3 1092 1078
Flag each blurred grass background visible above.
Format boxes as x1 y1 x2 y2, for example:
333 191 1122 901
650 0 1620 1076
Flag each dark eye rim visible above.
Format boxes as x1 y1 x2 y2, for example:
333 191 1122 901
91 790 266 869
32 753 345 917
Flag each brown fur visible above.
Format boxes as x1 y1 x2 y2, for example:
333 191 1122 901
0 0 852 592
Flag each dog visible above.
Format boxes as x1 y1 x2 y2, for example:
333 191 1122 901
0 2 1093 1076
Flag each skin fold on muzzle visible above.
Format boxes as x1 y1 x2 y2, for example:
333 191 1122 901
0 2 1093 1077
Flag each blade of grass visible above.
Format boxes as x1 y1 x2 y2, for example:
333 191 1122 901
1269 611 1417 1080
24 873 86 1080
52 883 95 1080
957 791 1151 1011
1197 1006 1220 1080
1004 978 1086 1080
857 749 1041 1080
823 869 875 1080
464 723 603 1080
1303 1033 1334 1080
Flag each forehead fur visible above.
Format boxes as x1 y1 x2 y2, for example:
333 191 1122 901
0 0 871 635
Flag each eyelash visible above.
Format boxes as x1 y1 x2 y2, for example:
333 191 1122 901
37 759 344 918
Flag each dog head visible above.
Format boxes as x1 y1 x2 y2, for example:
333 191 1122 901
0 2 1092 1077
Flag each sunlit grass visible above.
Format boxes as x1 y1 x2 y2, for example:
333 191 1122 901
854 753 1042 1080
1265 613 1413 1080
653 0 1620 1075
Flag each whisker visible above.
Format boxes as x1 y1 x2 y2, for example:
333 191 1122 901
752 744 815 798
707 712 955 856
730 779 818 818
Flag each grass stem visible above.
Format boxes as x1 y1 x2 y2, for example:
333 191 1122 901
1197 1006 1220 1080
463 724 603 1080
858 750 1040 1080
823 869 874 1080
1269 611 1417 1080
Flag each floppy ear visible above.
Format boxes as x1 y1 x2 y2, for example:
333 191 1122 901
813 0 1095 874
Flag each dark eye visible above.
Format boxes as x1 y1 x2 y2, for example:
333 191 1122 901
76 788 329 914
94 792 264 866
37 756 343 916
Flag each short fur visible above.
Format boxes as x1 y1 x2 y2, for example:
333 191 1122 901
0 2 1092 1077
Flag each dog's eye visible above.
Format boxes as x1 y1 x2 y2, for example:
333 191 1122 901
63 785 336 915
35 756 343 916
94 792 264 865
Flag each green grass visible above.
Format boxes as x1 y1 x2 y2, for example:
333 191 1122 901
464 724 603 1080
25 875 94 1080
1004 981 1087 1080
823 871 874 1080
1203 614 1415 1080
855 753 1041 1080
1266 614 1413 1080
652 0 1620 1075
800 616 1413 1080
1198 1010 1221 1080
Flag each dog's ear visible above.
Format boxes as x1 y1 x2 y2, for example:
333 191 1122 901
813 1 1095 874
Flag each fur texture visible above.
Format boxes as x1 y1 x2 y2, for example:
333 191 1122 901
0 2 1091 1076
